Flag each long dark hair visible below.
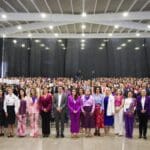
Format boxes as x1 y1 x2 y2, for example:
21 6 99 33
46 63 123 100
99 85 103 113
94 86 102 94
71 88 79 100
19 88 26 99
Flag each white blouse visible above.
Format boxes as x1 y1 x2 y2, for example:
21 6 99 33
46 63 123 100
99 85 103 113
3 93 20 114
124 98 134 112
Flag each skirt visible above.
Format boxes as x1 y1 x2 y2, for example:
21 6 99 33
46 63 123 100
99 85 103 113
0 109 6 126
7 106 16 125
80 112 84 128
95 104 104 128
104 115 114 126
82 106 95 128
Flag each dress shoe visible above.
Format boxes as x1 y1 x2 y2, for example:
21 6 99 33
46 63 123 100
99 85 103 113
61 134 64 138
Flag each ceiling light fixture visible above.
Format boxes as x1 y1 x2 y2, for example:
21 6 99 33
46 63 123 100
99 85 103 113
13 39 17 44
28 33 32 38
21 44 25 48
135 47 140 50
81 24 86 30
114 25 119 29
127 39 132 42
41 13 47 18
108 33 112 37
49 25 54 30
123 12 128 17
1 14 7 19
17 25 22 30
54 33 58 37
117 47 122 50
81 12 87 17
136 33 140 37
35 39 40 43
121 43 126 47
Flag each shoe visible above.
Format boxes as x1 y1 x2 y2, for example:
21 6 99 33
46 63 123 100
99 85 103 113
45 135 49 138
8 135 13 138
139 135 142 139
56 134 59 138
94 132 97 136
97 133 101 136
61 134 64 138
1 133 4 136
143 136 147 140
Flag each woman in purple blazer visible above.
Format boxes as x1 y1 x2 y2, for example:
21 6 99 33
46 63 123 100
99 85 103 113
68 88 82 138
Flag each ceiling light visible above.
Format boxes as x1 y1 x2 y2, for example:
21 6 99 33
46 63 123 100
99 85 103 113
121 43 126 47
108 33 112 37
35 39 40 43
13 39 17 44
61 43 64 46
41 13 47 18
135 47 140 50
142 44 145 47
17 25 22 30
82 33 85 37
101 43 105 47
1 14 7 19
58 39 62 43
21 44 25 48
81 39 85 43
103 39 109 42
54 33 58 37
99 47 103 50
2 34 6 38
81 47 85 50
81 12 87 17
40 44 45 47
62 47 66 50
28 33 32 38
147 25 150 29
114 25 119 29
123 12 128 17
117 47 122 50
49 25 54 30
27 47 30 50
45 47 50 50
81 24 86 30
136 33 140 37
127 39 132 42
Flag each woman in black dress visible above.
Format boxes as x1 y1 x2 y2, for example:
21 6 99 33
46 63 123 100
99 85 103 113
0 89 5 136
4 86 20 137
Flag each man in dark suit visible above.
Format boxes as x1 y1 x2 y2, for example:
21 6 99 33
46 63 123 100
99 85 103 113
53 86 67 138
137 89 149 139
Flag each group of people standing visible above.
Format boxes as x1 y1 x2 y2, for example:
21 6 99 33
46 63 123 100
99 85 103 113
0 80 150 140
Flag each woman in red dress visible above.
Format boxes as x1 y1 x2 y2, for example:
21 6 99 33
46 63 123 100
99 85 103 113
93 87 104 136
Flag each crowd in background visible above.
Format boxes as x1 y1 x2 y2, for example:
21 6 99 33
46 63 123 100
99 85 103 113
0 77 150 139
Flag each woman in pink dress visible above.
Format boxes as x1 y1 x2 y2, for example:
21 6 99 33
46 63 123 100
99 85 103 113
27 88 40 137
114 89 124 136
17 89 27 137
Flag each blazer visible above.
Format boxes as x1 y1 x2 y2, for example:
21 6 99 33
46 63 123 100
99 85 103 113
136 96 149 115
53 93 67 112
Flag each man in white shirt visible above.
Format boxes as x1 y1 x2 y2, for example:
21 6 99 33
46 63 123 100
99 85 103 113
137 89 149 139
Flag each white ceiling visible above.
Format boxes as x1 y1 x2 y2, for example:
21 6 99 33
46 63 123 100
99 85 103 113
0 0 150 38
